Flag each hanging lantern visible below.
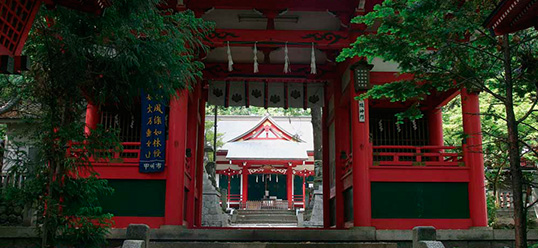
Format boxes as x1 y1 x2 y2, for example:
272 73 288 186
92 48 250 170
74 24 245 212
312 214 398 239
262 174 265 182
256 175 259 183
276 175 279 183
350 60 374 93
269 174 272 182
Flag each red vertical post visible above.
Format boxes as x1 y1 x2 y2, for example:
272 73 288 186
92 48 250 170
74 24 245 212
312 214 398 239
165 90 189 226
84 102 100 135
428 108 444 146
351 96 371 227
287 167 293 209
461 88 487 227
302 176 306 208
185 87 200 228
322 105 331 228
227 176 231 208
195 95 206 227
242 166 248 209
333 77 346 228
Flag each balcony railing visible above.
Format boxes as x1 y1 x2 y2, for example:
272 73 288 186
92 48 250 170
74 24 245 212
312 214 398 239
372 145 463 167
67 142 141 166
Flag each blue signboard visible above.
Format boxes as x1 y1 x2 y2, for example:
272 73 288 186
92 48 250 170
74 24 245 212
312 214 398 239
139 92 166 173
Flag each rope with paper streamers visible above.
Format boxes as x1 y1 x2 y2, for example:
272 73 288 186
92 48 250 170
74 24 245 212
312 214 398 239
253 41 259 73
227 41 234 72
310 42 317 74
284 42 290 73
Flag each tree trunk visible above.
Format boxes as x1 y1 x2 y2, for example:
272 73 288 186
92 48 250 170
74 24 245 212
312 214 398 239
503 34 527 248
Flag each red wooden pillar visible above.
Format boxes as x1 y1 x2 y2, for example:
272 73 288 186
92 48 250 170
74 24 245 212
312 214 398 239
242 166 248 209
302 176 306 208
322 105 331 228
227 176 231 208
287 167 293 209
461 88 487 227
195 94 206 227
185 85 202 227
333 78 347 228
351 96 371 227
164 90 189 226
84 102 100 135
428 108 444 146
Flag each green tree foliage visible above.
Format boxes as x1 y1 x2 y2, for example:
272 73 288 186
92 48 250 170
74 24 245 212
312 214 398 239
339 0 537 246
1 1 212 247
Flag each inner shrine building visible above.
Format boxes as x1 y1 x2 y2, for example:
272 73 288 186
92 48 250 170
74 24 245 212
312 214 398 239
213 115 315 210
80 0 488 230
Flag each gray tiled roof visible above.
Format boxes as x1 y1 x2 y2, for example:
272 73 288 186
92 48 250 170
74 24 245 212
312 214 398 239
224 140 309 160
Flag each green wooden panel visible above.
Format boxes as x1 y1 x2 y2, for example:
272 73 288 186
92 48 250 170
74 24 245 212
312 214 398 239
100 179 165 217
294 175 305 196
218 175 240 195
371 182 470 219
344 187 354 222
248 174 265 201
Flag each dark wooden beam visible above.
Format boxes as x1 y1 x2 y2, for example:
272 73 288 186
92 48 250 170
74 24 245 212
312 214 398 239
185 0 362 13
203 63 335 82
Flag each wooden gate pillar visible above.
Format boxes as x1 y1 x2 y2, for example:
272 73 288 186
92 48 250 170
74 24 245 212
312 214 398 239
351 96 372 227
287 167 293 209
242 166 249 209
461 88 487 227
428 108 444 146
164 89 189 226
84 102 100 135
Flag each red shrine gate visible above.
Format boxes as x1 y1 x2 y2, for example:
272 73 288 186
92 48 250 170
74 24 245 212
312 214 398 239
76 0 488 230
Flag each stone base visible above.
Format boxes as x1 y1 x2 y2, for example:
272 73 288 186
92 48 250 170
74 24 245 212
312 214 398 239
304 186 323 227
202 173 230 227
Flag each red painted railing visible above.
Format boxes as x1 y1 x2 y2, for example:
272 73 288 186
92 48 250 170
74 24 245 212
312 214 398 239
372 145 463 167
68 142 141 166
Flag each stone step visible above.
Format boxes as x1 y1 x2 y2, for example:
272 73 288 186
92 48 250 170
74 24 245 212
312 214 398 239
237 215 297 220
233 219 297 224
150 242 397 248
236 213 296 218
236 210 295 215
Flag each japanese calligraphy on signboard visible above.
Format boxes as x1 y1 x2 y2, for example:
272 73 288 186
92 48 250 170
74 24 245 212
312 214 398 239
140 92 166 173
358 100 365 123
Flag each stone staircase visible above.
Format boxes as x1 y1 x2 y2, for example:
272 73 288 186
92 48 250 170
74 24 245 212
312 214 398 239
232 209 298 227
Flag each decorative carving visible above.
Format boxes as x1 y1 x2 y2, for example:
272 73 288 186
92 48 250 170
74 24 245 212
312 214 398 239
301 32 347 45
206 31 240 41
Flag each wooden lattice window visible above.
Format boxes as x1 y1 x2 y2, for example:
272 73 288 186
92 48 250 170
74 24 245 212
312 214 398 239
0 0 41 56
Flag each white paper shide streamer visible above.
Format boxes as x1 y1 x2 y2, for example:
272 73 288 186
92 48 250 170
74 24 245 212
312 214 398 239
227 41 234 72
284 42 290 73
253 41 259 73
310 42 317 74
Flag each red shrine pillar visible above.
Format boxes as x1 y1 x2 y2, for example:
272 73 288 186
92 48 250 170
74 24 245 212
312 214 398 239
461 88 487 227
164 89 189 226
84 102 100 135
428 108 444 146
242 166 248 209
287 167 293 209
195 95 207 227
351 96 372 227
302 176 306 208
185 87 200 227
